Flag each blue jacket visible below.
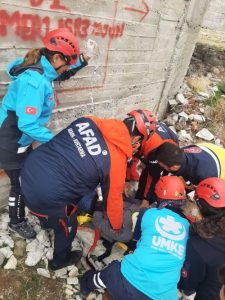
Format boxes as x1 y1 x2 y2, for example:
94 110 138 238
0 54 85 147
0 56 58 146
175 143 225 184
121 208 189 300
178 235 225 300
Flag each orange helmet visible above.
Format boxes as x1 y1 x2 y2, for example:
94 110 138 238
155 176 186 201
196 178 225 208
127 109 156 147
42 28 80 65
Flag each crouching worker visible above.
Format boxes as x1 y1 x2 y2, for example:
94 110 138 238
80 176 190 300
20 114 151 270
179 178 225 300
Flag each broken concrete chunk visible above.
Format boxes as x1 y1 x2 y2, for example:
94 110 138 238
176 93 188 105
54 267 68 278
0 246 13 259
196 128 214 141
178 130 193 142
178 111 189 121
168 99 178 106
65 288 74 296
25 249 44 266
197 92 209 98
67 277 79 285
68 265 79 277
192 114 205 123
0 235 14 248
26 239 39 252
4 255 17 269
215 138 221 145
37 268 51 278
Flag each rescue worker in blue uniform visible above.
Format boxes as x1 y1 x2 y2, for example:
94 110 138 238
80 176 190 300
0 28 93 239
179 178 225 300
154 142 225 187
125 110 179 207
20 111 155 270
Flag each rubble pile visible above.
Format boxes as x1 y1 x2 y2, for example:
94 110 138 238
164 83 223 147
0 210 124 299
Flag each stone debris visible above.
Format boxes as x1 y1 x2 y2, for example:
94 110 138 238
4 254 17 269
37 268 51 278
0 246 13 259
25 248 45 267
196 128 215 141
176 93 188 105
67 277 79 285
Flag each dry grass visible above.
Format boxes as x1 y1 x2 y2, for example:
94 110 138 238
186 76 211 93
198 29 225 50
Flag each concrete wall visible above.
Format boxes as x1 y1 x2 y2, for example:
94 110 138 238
0 0 210 207
202 0 225 31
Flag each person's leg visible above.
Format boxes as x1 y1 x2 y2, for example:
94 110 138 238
5 169 36 239
80 260 151 300
47 205 82 270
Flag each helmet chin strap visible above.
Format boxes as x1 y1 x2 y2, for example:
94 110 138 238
55 63 68 71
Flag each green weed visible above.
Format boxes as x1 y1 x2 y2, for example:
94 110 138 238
206 82 225 106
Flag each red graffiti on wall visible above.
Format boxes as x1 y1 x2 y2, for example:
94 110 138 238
0 10 125 41
30 0 69 11
125 0 149 22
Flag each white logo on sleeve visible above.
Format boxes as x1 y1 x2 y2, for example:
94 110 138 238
151 215 187 259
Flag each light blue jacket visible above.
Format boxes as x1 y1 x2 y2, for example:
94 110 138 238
121 208 190 300
0 55 82 147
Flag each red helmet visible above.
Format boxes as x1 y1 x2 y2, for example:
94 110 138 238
196 178 225 208
155 176 186 200
42 28 80 65
127 109 156 146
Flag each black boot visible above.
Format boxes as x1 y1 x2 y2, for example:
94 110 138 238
49 250 82 271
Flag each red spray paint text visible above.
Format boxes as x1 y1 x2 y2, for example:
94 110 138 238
0 9 125 41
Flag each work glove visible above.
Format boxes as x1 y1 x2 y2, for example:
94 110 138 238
84 39 100 60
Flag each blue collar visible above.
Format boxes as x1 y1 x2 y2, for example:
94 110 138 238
40 56 58 81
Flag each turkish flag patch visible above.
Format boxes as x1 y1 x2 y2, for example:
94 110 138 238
25 106 37 115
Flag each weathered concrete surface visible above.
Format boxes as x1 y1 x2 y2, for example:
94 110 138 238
202 0 225 31
0 0 210 207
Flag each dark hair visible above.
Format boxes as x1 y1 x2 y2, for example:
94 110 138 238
123 117 141 137
219 264 225 294
190 201 225 238
198 198 225 218
20 48 64 67
155 142 185 167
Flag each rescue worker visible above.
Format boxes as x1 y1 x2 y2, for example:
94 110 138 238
154 142 225 186
125 110 179 207
80 176 190 300
179 178 225 300
0 28 96 239
20 112 154 270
